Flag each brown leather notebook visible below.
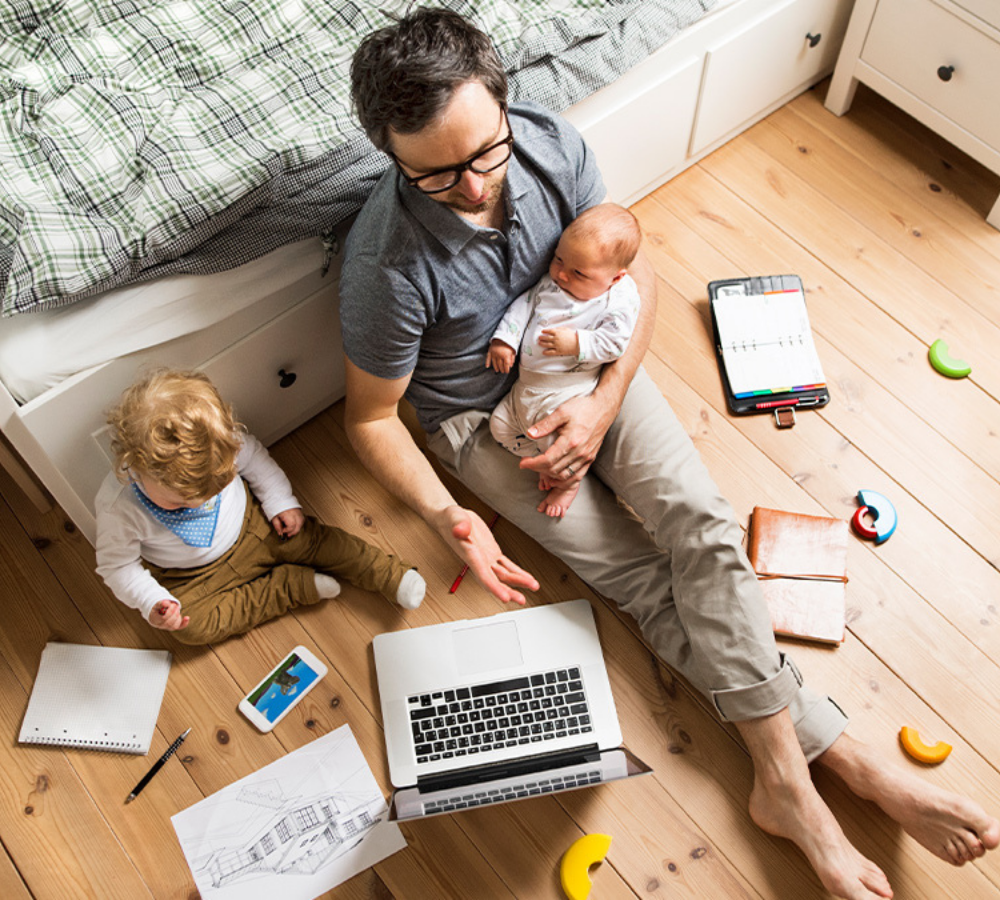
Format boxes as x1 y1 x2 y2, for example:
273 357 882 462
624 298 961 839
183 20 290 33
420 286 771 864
747 507 849 645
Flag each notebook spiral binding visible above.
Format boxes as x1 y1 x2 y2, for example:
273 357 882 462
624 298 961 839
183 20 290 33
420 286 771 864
26 733 142 751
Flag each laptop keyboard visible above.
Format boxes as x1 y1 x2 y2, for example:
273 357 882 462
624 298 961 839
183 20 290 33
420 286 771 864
423 768 603 813
407 667 593 764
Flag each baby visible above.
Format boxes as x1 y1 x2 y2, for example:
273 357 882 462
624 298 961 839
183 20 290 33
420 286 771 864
486 203 642 516
95 369 425 644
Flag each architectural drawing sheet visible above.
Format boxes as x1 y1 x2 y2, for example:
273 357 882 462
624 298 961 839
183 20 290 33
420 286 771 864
172 725 406 899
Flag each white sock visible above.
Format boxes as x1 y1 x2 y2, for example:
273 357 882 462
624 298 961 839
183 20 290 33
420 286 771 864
313 573 341 600
395 569 425 610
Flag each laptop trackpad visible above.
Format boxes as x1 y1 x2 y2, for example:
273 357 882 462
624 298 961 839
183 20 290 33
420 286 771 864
453 620 523 676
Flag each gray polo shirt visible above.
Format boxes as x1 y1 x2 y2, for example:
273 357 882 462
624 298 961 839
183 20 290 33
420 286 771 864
339 102 605 433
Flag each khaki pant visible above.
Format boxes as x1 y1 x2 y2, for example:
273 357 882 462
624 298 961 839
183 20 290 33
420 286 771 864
430 366 847 762
148 485 411 645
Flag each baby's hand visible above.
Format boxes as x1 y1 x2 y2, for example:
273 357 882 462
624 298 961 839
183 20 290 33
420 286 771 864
272 507 305 538
486 340 516 374
150 599 190 631
539 328 579 357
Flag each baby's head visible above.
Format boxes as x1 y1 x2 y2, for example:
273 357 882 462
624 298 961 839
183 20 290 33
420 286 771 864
549 203 642 301
107 369 243 509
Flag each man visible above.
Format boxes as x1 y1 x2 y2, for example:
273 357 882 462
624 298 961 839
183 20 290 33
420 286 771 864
339 9 997 899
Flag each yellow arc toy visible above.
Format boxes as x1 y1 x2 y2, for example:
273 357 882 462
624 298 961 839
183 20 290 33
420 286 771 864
560 833 613 900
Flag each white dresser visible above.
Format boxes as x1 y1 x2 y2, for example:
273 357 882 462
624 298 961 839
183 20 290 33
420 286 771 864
824 0 1000 230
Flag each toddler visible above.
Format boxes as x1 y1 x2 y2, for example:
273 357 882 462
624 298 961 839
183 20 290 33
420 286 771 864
486 203 642 516
95 369 425 644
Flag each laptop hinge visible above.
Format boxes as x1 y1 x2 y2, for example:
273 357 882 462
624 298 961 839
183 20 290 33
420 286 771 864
415 744 601 794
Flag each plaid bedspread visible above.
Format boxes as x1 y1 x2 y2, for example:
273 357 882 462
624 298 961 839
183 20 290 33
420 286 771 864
0 0 713 315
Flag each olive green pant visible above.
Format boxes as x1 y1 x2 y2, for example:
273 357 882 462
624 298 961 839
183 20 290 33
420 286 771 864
148 486 411 645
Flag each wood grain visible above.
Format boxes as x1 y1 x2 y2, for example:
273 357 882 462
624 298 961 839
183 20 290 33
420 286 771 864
2 80 1000 898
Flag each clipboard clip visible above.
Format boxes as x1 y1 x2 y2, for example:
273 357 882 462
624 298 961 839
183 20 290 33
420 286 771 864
774 406 796 429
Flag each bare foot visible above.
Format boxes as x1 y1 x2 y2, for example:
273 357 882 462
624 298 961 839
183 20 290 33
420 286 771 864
537 482 580 517
749 773 894 899
820 735 1000 866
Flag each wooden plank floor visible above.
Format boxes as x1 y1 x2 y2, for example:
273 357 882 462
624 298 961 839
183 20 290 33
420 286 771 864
3 81 1000 899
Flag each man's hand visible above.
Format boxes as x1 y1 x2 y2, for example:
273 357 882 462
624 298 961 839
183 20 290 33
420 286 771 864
150 599 190 631
538 328 579 358
439 506 538 605
519 390 617 483
486 340 517 373
272 507 305 539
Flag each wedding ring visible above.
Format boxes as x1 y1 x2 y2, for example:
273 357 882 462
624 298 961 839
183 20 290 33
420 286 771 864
564 464 576 476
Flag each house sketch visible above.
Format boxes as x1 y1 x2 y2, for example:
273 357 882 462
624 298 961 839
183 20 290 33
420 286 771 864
172 726 407 900
203 784 385 888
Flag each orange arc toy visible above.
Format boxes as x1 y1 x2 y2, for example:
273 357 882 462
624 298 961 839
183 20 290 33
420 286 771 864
899 726 952 764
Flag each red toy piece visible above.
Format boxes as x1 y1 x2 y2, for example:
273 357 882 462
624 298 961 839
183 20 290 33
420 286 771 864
851 506 878 540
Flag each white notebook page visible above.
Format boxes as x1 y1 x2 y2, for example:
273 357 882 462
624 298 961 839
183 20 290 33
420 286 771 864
19 643 172 754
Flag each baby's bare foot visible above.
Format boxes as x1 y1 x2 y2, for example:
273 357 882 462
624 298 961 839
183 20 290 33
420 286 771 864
537 483 580 517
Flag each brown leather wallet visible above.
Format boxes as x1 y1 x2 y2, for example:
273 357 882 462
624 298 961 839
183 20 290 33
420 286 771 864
747 507 849 645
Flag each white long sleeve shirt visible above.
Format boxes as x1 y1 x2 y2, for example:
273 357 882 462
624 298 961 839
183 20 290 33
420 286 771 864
95 433 298 622
491 273 640 374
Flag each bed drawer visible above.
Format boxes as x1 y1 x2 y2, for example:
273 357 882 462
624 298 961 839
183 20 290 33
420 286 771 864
201 286 344 446
691 0 853 152
573 55 703 203
861 0 1000 152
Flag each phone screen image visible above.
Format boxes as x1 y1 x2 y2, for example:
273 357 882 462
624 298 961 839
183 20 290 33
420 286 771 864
245 653 320 725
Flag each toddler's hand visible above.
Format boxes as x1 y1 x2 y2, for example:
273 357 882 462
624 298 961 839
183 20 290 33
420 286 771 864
486 340 516 374
539 328 579 357
151 599 190 631
272 507 305 538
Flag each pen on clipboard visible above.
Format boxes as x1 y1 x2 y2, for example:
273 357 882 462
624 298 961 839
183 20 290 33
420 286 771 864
753 397 820 411
124 728 190 804
449 513 500 593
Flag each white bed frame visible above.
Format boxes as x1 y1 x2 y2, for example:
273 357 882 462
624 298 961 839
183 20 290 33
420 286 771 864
0 0 855 544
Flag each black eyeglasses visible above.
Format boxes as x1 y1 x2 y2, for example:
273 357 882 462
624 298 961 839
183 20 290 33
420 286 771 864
389 105 514 194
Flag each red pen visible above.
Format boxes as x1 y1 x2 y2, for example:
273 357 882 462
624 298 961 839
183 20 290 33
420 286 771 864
449 512 500 592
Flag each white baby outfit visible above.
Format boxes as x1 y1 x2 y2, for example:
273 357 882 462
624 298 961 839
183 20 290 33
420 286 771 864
490 272 640 455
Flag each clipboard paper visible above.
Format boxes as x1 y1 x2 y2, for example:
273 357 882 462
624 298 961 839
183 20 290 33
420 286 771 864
711 275 827 400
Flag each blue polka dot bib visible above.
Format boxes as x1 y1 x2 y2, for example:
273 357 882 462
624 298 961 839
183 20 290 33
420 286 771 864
132 484 221 548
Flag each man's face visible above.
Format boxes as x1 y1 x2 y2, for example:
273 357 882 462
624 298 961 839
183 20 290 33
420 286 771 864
389 82 510 216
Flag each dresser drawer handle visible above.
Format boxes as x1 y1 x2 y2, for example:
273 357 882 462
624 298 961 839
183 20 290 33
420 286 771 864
937 65 955 82
805 32 822 48
278 368 297 388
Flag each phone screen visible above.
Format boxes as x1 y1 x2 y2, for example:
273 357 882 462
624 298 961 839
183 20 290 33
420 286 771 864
245 652 321 724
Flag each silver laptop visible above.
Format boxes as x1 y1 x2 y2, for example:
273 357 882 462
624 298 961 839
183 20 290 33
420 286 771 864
373 598 652 821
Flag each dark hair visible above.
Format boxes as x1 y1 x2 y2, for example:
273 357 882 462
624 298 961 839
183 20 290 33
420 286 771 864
350 7 508 151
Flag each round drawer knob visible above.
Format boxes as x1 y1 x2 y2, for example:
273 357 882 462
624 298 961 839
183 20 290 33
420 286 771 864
278 369 297 388
937 65 955 82
805 32 822 48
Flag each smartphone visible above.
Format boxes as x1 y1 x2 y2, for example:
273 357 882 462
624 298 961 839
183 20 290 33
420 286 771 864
237 645 328 733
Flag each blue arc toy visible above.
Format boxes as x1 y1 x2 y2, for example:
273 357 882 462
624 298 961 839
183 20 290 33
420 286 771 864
851 490 897 544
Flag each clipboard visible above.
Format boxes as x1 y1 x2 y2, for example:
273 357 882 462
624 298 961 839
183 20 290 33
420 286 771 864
708 274 830 422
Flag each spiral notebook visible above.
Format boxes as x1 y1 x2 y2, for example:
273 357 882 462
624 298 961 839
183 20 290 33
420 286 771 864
19 643 172 754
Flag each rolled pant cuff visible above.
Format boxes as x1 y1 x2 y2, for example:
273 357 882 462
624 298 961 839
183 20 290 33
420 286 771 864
711 653 802 722
794 695 850 763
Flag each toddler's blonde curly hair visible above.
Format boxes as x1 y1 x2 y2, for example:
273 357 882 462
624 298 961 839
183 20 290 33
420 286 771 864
107 369 243 503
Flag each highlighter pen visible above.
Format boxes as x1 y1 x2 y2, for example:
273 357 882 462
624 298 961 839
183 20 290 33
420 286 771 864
449 512 501 593
125 728 191 804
